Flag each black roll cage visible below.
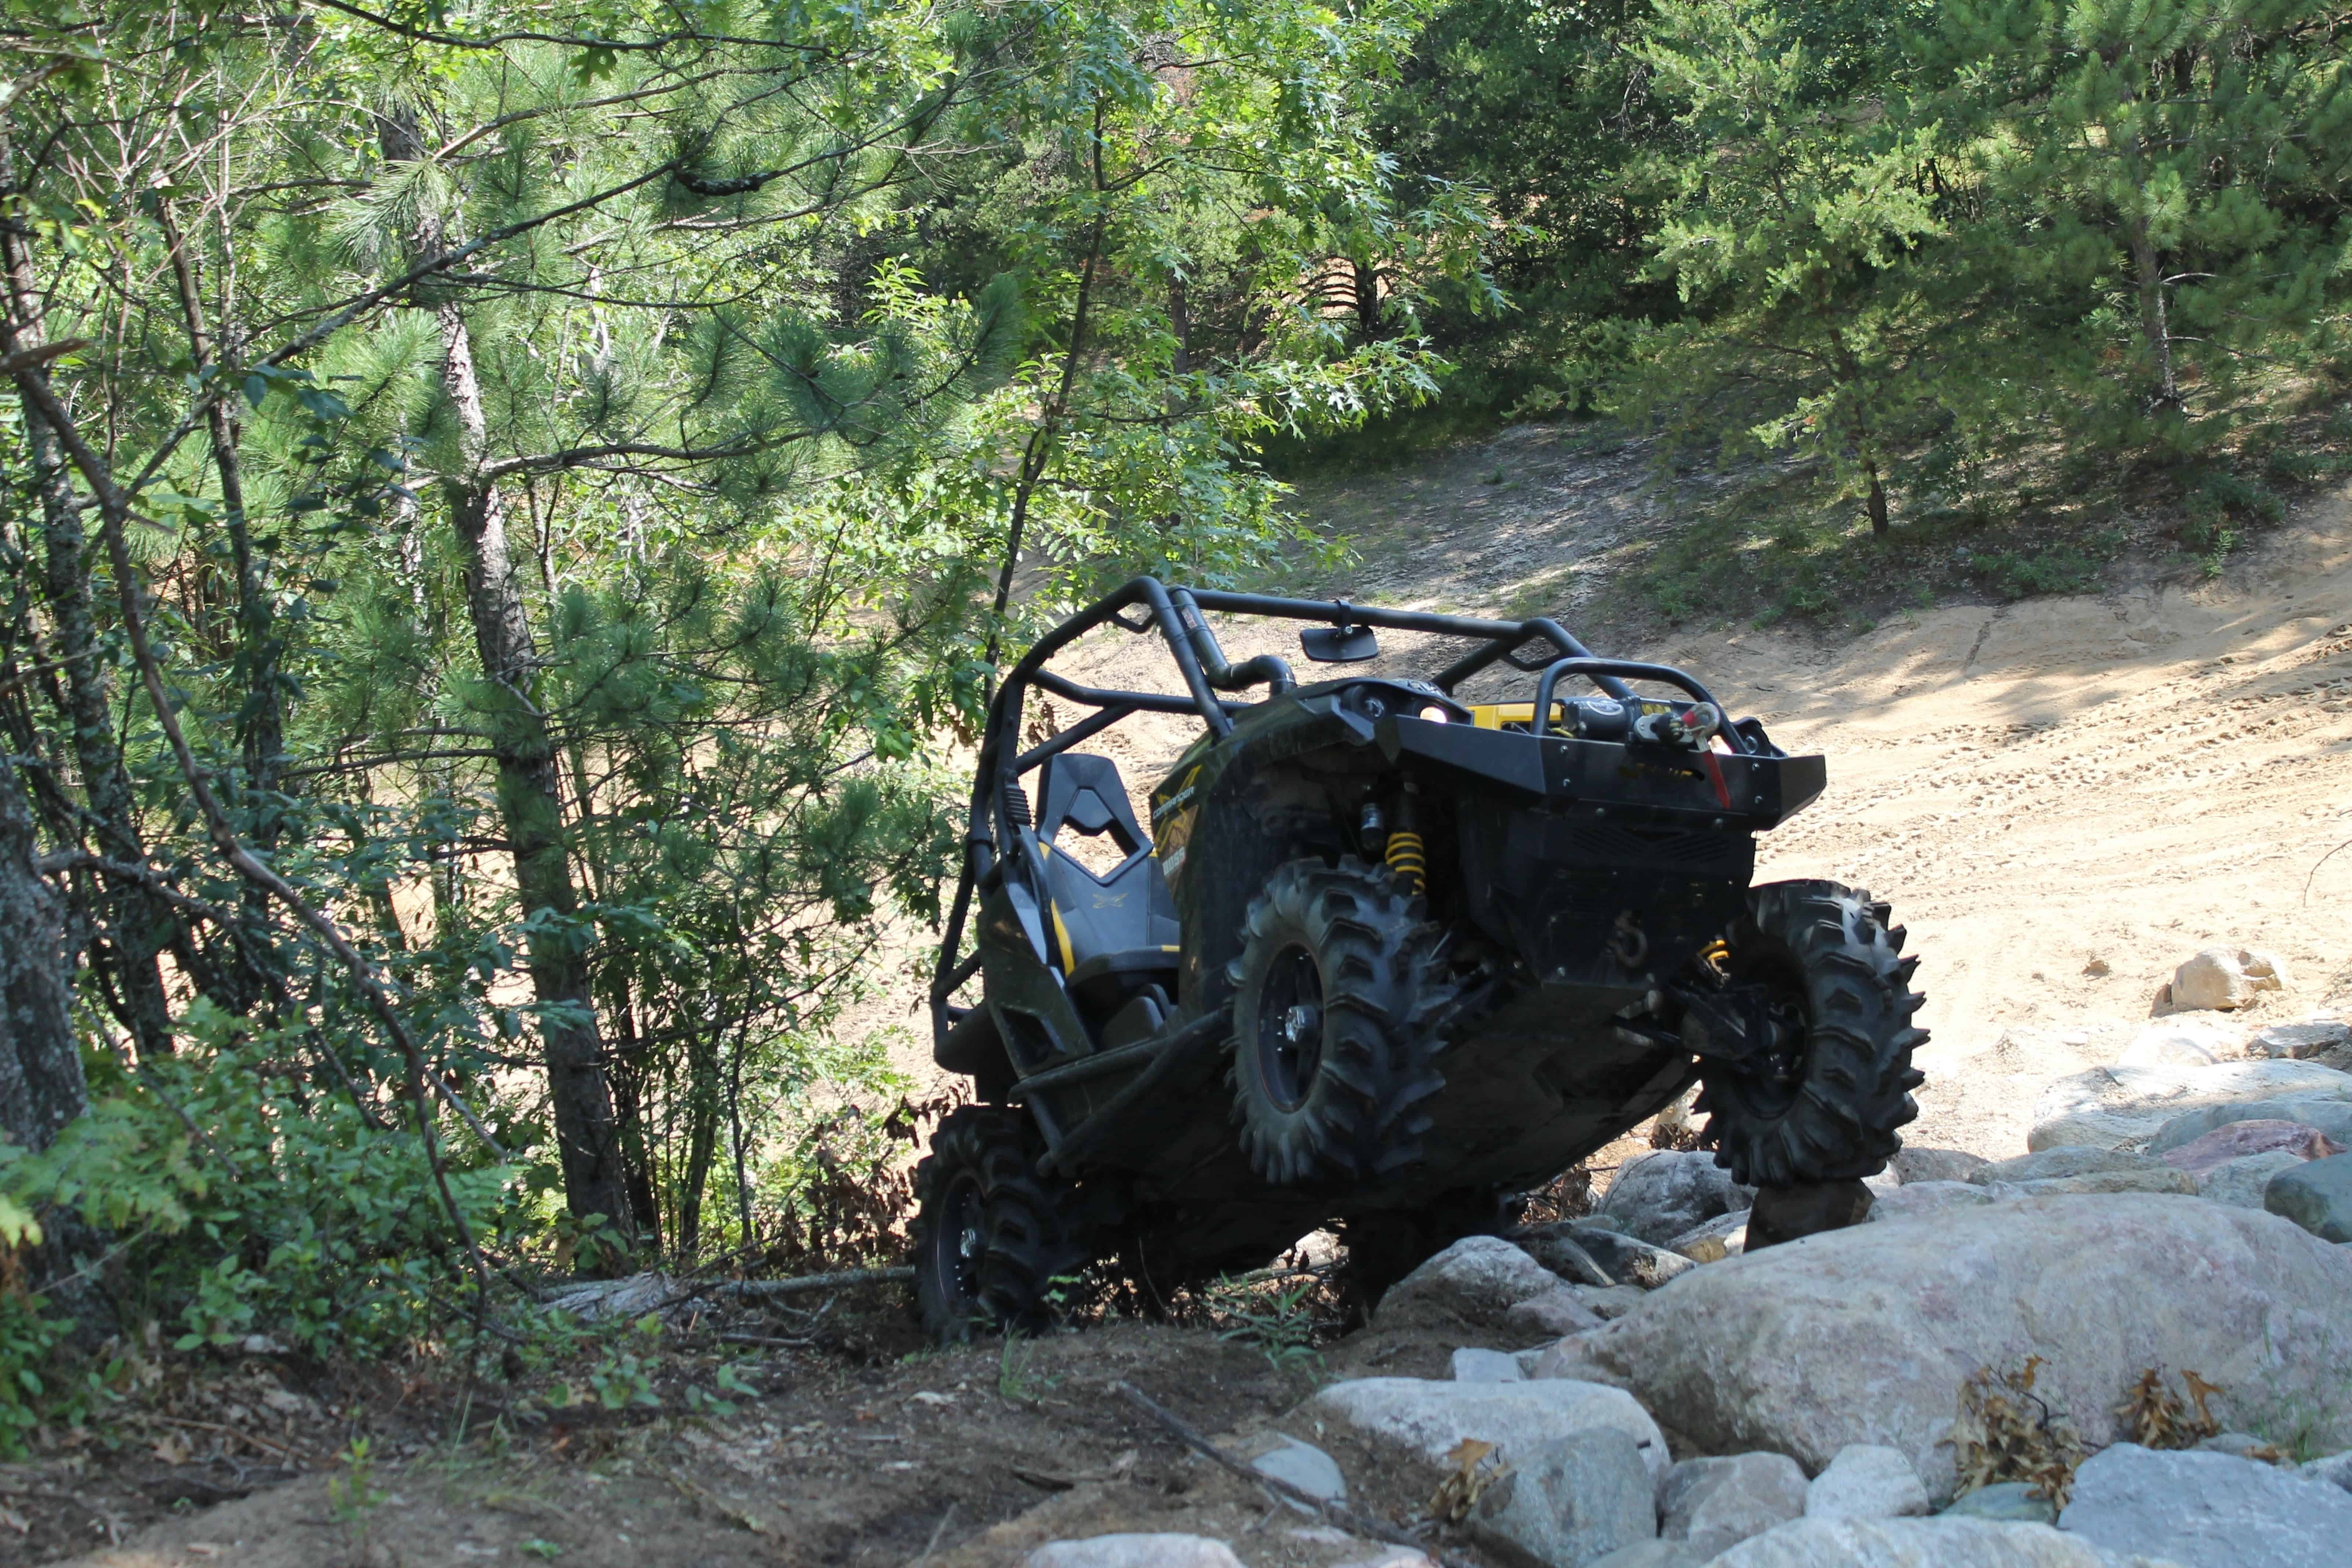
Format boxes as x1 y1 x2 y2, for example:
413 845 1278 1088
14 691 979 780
928 576 1739 1053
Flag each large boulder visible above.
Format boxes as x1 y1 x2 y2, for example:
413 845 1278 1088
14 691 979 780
2056 1443 2352 1566
1707 1518 2147 1567
1596 1151 1753 1245
1469 1427 1655 1568
1969 1148 2195 1197
1569 1195 2352 1499
2028 1061 2352 1152
2170 947 2290 1012
2264 1153 2352 1242
1659 1453 1807 1555
1303 1377 1670 1488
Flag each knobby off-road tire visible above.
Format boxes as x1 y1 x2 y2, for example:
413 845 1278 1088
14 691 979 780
1698 878 1927 1188
911 1106 1087 1342
1227 857 1456 1185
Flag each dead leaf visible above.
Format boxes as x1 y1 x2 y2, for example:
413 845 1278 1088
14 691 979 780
1427 1437 1502 1524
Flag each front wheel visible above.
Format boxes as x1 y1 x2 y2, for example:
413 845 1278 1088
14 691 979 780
1696 879 1926 1188
911 1106 1086 1342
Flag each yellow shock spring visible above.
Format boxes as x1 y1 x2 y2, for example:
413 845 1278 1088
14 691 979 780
1385 828 1427 897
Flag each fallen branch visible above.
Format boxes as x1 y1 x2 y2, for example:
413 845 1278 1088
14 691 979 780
1110 1380 1478 1568
719 1266 913 1298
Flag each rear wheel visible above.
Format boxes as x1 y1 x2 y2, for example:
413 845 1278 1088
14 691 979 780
1696 879 1926 1187
1228 858 1454 1185
911 1107 1086 1341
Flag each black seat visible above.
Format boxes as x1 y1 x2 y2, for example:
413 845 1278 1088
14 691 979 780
1032 753 1179 1016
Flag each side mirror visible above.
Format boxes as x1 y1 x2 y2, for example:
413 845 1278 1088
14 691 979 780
1300 624 1379 663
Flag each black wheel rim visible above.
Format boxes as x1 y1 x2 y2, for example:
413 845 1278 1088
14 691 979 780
1731 955 1809 1119
1255 941 1325 1113
933 1169 987 1313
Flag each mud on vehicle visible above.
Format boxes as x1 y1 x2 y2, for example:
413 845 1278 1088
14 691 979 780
913 580 1924 1340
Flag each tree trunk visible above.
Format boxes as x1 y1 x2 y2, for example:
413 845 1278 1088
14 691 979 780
0 749 82 1154
2128 217 2180 410
0 130 176 1057
1351 259 1382 347
373 108 634 1245
1863 458 1890 536
437 306 635 1244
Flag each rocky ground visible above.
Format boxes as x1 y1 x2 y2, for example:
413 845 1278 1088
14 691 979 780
20 442 2352 1568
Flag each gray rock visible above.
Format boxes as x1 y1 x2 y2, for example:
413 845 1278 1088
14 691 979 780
1377 1236 1579 1332
1660 1452 1808 1555
1666 1209 1748 1263
1453 1347 1528 1383
1805 1444 1929 1520
2250 1020 2352 1060
1941 1481 2059 1523
2196 1150 2309 1209
1890 1147 1990 1185
1565 1194 2352 1501
1505 1286 1605 1339
1470 1427 1656 1568
1574 1285 1652 1320
1304 1377 1669 1489
1867 1180 2000 1224
1243 1434 1346 1503
2116 1021 2236 1069
2028 1060 2352 1152
2057 1442 2352 1566
1026 1536 1245 1568
1970 1147 2197 1196
2264 1153 2352 1242
1517 1222 1697 1290
1596 1151 1753 1245
1585 1545 1712 1568
1708 1517 2138 1566
2172 946 2290 1012
2150 1097 2352 1155
2299 1450 2352 1493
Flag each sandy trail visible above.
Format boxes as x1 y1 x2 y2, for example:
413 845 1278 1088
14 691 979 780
1012 457 2352 1161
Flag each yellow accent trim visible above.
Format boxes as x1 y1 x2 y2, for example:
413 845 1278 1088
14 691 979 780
1471 701 1561 729
1050 903 1075 972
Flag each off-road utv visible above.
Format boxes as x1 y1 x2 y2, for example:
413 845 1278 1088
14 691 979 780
915 580 1924 1338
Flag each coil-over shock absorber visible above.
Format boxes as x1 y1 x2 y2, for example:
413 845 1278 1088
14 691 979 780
1383 781 1426 897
